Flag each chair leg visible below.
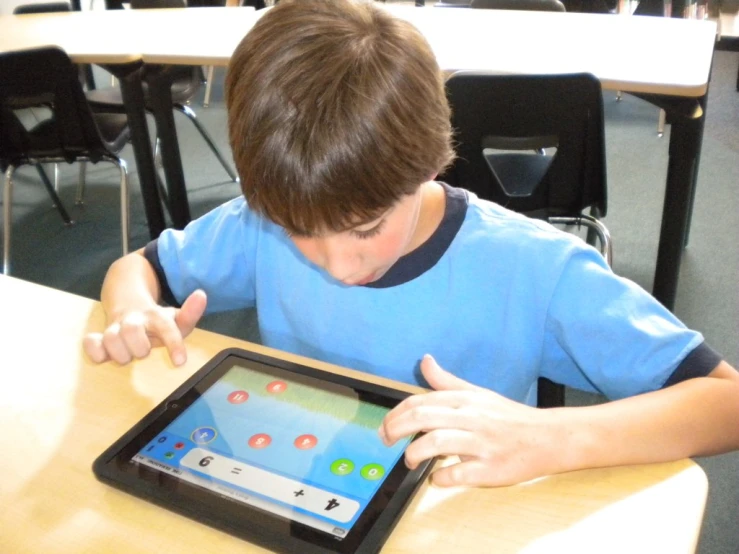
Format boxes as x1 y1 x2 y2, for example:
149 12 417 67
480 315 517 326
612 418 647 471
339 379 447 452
174 103 239 183
45 162 59 207
537 377 565 408
549 214 613 267
155 170 172 220
111 158 130 256
35 164 73 225
76 162 87 205
3 166 16 275
657 109 666 138
203 65 215 108
154 135 162 168
151 136 174 219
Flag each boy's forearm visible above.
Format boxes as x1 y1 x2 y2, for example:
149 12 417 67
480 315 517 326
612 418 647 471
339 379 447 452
552 362 739 474
100 249 162 321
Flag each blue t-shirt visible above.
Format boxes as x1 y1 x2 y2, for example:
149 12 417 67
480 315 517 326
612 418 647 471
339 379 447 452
147 185 719 405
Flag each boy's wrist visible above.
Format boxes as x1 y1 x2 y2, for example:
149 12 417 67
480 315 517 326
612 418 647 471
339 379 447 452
545 407 600 476
105 298 162 325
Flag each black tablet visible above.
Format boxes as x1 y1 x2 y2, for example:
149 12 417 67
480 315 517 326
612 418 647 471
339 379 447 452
93 348 434 554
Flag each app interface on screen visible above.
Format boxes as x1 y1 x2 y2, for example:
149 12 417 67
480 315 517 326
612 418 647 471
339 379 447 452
134 363 411 538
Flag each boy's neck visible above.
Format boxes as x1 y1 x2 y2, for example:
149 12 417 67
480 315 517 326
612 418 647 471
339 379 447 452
405 180 446 255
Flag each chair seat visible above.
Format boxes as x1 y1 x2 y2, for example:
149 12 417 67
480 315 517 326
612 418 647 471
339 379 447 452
471 0 565 9
86 65 238 187
18 115 130 162
86 69 202 111
93 113 131 151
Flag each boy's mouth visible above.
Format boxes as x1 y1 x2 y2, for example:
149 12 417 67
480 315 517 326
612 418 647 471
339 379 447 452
346 270 378 286
356 274 375 286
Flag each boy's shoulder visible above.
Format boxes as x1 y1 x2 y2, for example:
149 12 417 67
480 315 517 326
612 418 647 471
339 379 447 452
200 195 274 231
457 188 586 256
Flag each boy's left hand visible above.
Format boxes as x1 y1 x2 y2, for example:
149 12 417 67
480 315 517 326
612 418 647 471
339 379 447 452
379 355 565 488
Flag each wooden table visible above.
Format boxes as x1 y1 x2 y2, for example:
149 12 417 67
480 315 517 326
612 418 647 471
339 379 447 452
0 6 718 310
0 275 709 553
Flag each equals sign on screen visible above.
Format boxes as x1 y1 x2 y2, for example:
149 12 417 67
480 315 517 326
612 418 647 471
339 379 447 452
231 467 242 475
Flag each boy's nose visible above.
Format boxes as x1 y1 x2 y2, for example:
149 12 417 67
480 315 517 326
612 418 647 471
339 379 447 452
317 238 361 283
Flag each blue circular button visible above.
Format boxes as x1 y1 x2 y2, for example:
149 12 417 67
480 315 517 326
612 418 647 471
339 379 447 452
191 426 217 444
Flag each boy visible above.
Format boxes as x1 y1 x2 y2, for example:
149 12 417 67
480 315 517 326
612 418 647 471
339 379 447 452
84 0 739 488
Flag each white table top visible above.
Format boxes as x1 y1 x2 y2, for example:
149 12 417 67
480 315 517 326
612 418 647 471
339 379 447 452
714 11 739 38
385 6 717 97
0 275 709 553
0 6 257 64
0 5 717 97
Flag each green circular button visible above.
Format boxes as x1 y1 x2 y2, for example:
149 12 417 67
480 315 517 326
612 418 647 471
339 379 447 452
164 451 175 459
360 463 385 481
330 459 355 476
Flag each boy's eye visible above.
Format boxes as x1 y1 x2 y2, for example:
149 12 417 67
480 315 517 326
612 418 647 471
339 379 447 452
284 229 313 239
351 220 385 240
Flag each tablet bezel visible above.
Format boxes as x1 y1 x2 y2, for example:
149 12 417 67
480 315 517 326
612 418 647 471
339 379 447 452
93 347 434 554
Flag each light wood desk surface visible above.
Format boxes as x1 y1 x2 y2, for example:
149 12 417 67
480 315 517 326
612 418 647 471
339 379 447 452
0 275 708 553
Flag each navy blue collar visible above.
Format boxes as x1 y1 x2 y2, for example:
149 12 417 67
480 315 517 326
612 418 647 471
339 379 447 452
366 183 467 289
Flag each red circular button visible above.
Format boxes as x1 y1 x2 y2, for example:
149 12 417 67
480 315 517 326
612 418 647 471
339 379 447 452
294 434 318 450
248 433 272 449
266 380 287 394
227 390 249 404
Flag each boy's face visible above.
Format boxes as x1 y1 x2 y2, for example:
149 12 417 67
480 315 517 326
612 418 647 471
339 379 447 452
289 186 427 286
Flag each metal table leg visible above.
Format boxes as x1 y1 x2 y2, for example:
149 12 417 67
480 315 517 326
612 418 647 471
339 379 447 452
108 61 166 239
146 65 192 230
635 92 707 311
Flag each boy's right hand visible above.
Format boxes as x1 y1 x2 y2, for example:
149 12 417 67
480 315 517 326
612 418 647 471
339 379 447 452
83 290 207 367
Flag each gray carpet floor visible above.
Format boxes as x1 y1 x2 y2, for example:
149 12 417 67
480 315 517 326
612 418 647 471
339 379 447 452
3 49 738 553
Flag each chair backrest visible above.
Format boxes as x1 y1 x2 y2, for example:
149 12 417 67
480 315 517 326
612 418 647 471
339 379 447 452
130 0 186 7
441 72 607 218
14 3 98 92
435 0 472 7
0 47 113 169
471 0 566 10
187 0 227 6
12 2 71 14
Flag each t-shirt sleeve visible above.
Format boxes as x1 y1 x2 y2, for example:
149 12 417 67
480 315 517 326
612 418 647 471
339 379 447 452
145 196 259 313
541 246 712 400
663 341 722 386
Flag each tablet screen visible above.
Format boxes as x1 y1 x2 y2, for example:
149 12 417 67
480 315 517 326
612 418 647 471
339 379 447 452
127 355 414 544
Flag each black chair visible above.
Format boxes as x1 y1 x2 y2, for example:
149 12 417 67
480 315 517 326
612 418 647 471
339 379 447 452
440 72 612 408
435 0 566 11
13 2 97 90
0 47 131 275
12 1 101 217
471 0 565 9
88 0 238 190
434 0 472 7
12 1 73 13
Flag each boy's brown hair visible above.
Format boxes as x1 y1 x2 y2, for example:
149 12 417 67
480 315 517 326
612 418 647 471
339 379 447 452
225 0 454 236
